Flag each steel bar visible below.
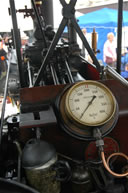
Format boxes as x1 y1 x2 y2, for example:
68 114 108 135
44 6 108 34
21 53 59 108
27 60 33 87
0 55 11 144
104 65 128 87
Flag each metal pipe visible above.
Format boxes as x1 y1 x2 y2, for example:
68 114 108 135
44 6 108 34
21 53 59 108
9 0 25 88
13 141 22 182
104 65 128 87
31 0 47 48
41 0 54 26
116 0 123 74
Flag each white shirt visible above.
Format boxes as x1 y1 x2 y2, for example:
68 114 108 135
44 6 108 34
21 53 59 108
103 39 117 62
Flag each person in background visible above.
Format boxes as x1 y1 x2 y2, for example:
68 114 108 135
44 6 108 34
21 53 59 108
3 33 11 53
121 47 128 71
0 35 7 80
20 31 29 56
103 32 117 68
10 31 29 64
7 31 29 77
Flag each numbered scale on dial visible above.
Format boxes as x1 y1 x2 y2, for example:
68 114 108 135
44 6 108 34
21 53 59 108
55 80 119 140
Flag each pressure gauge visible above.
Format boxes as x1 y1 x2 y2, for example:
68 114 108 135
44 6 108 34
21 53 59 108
56 80 119 140
65 80 116 127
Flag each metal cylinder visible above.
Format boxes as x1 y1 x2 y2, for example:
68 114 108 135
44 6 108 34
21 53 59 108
71 164 92 193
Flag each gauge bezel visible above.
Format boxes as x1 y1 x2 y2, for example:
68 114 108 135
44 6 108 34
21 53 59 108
65 80 117 127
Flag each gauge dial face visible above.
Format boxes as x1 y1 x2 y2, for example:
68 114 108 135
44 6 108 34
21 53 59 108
65 81 116 126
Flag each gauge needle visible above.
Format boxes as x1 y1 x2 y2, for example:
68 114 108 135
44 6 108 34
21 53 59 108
80 95 96 119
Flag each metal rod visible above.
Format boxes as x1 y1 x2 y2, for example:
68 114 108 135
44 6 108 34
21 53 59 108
65 59 74 83
0 55 11 144
50 64 60 85
9 0 25 88
116 0 123 74
31 0 47 48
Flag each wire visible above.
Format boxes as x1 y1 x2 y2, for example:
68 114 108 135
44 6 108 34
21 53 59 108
101 151 128 178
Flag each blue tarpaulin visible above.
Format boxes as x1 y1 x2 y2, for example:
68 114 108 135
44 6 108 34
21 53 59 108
77 8 128 63
77 7 128 28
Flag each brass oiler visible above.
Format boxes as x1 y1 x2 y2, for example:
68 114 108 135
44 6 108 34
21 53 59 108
92 28 97 55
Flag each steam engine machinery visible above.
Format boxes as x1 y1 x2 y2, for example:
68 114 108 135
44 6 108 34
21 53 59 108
0 0 128 193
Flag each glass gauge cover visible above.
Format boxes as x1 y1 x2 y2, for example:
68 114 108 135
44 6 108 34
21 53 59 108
65 80 117 126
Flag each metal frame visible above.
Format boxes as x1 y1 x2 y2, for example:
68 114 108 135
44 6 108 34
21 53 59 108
9 0 124 87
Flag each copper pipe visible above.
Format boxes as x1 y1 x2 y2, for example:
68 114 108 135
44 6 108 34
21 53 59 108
101 151 128 177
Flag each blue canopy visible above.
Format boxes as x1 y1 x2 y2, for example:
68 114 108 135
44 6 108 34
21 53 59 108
77 8 128 28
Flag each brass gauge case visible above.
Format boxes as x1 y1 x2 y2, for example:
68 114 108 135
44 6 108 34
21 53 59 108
56 80 119 140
